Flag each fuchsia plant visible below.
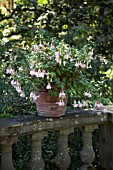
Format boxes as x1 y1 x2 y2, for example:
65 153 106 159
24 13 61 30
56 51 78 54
6 38 99 108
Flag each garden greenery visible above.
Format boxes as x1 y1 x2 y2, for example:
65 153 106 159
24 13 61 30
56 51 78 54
6 35 101 109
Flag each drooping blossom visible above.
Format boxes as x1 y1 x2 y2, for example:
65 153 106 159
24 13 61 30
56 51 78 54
11 80 20 87
59 91 66 99
94 101 105 110
63 61 66 66
82 100 88 108
75 62 79 68
56 100 65 106
30 63 35 69
50 43 55 49
88 50 93 58
72 101 78 108
46 83 51 89
35 70 45 78
64 53 69 59
78 101 83 108
30 70 36 76
10 80 25 97
30 69 46 78
75 62 86 68
18 67 23 71
20 91 25 97
70 58 74 62
16 86 22 93
55 51 61 64
6 68 15 75
30 92 39 101
80 63 86 68
34 44 38 51
94 101 108 112
50 78 53 82
84 91 92 98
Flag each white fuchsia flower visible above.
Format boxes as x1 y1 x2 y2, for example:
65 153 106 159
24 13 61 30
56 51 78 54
102 108 108 113
78 101 83 108
80 63 86 68
55 51 61 64
34 44 38 51
18 67 23 71
6 68 15 75
46 83 51 89
59 91 66 99
70 58 74 62
83 100 88 108
75 62 86 68
94 101 103 110
94 101 108 112
11 80 18 86
63 61 66 66
50 43 55 49
30 92 39 101
56 100 65 106
20 91 25 97
64 53 69 59
35 69 45 78
16 86 22 93
88 50 93 57
72 101 78 108
75 62 80 68
30 70 36 76
84 91 92 98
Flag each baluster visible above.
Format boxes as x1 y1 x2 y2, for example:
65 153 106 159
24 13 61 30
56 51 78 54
55 128 73 170
80 125 97 170
1 137 17 170
29 131 47 170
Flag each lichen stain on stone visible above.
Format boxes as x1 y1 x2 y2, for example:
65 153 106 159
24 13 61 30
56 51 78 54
101 118 104 121
75 120 78 124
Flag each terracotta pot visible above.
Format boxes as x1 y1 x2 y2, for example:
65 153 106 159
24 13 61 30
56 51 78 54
35 89 68 117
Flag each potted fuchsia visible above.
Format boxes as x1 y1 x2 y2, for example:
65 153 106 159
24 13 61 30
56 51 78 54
6 37 99 117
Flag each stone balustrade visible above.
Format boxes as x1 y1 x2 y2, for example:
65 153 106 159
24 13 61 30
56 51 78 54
0 110 111 170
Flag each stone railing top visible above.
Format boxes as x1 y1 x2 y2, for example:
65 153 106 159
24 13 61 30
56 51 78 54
0 109 111 139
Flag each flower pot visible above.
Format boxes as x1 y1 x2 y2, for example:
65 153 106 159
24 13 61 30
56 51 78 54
35 89 68 117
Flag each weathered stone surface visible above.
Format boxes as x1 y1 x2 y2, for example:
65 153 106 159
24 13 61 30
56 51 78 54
80 125 97 169
1 137 18 170
55 128 73 169
29 132 47 170
0 110 109 138
0 110 111 170
99 123 113 170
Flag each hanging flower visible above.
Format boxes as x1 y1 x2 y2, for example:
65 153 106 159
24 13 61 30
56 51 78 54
30 92 39 101
34 44 38 51
84 91 92 98
46 83 51 89
20 91 25 98
72 101 78 108
6 68 15 75
56 100 65 106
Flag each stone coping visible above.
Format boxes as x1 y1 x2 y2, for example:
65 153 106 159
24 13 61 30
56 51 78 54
0 109 110 139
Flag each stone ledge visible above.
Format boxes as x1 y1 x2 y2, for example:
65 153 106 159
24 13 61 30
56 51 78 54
0 110 110 139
